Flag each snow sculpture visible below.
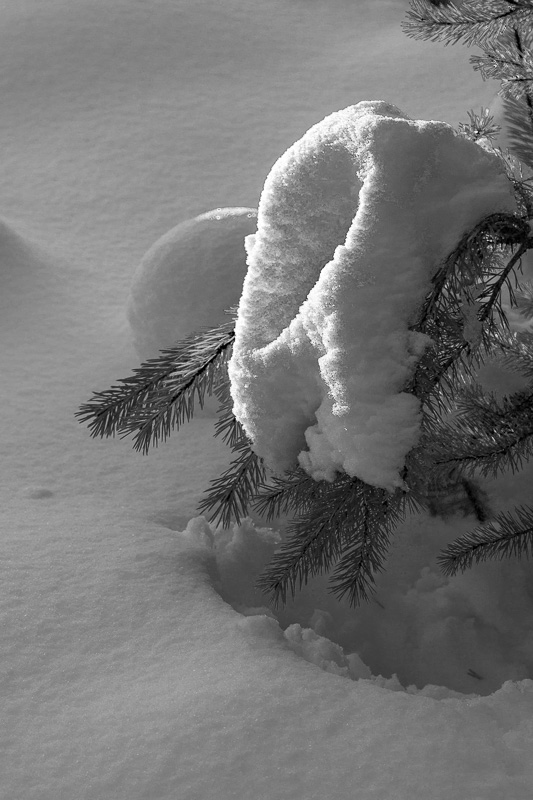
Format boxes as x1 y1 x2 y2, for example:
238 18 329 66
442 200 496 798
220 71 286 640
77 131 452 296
228 101 516 491
128 207 257 360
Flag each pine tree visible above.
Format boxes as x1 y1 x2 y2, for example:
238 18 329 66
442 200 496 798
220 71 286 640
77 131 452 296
78 0 533 606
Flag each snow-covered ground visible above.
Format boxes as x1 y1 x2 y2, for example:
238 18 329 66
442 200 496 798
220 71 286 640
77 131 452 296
2 1 533 798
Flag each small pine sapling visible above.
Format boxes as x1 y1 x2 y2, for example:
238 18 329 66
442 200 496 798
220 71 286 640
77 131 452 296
78 0 533 607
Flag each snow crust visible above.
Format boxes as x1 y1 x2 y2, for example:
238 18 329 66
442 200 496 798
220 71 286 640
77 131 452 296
229 102 516 489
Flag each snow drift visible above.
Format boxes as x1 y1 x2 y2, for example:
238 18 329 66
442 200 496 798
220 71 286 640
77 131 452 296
229 101 516 490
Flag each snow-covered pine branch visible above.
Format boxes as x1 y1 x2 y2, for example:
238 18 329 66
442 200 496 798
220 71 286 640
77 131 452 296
228 101 517 491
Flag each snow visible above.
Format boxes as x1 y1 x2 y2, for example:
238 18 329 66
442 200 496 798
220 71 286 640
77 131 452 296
128 207 257 361
2 0 533 798
229 102 516 489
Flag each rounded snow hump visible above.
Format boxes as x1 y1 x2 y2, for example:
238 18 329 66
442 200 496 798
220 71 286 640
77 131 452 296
127 207 257 362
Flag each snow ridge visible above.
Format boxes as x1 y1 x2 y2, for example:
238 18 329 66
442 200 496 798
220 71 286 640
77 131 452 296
229 101 516 489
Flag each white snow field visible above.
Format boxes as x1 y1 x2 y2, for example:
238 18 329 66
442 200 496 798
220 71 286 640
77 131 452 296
2 1 533 798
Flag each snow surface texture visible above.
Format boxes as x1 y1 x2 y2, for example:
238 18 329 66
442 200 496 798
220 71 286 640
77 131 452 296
229 101 517 490
128 207 257 360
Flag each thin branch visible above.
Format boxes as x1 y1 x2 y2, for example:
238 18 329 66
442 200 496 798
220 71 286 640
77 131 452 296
77 319 236 453
438 505 533 575
197 443 267 528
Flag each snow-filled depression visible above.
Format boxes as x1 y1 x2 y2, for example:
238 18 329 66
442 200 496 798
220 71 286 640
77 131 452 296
2 1 533 799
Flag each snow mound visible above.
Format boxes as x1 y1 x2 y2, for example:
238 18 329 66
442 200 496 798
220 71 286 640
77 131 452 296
0 216 52 296
228 101 516 490
0 216 69 354
127 207 257 361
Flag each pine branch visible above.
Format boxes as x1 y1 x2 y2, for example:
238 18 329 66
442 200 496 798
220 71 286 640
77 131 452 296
438 504 533 575
405 2 533 118
77 349 189 440
211 368 248 450
252 467 321 522
514 280 533 316
76 318 235 453
496 327 533 376
476 233 531 322
510 171 533 217
458 108 502 141
494 28 533 168
403 1 532 49
411 213 527 337
329 489 407 606
196 440 267 527
471 39 533 99
193 361 268 527
425 382 533 477
256 474 364 606
256 476 405 607
250 207 533 606
406 212 531 409
406 314 477 413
